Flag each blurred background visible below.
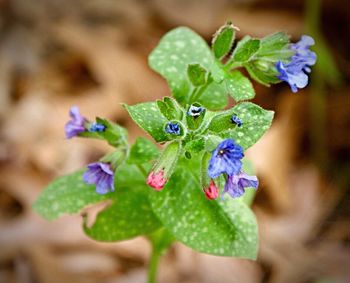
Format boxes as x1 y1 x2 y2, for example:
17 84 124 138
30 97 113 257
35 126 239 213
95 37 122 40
0 0 349 282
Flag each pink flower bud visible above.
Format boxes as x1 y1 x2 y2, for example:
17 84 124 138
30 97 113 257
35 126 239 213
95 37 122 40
147 170 167 191
204 180 219 200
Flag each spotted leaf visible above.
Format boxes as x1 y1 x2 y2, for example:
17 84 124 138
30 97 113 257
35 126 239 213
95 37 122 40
124 102 170 143
149 163 258 258
208 102 274 149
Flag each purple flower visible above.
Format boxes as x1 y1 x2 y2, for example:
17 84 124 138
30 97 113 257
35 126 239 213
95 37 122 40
223 172 259 198
276 35 317 93
208 139 244 178
83 162 115 194
165 122 181 135
89 123 106 132
231 115 243 127
65 106 86 138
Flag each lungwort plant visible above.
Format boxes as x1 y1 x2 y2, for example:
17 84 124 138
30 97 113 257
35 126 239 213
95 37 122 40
33 23 316 282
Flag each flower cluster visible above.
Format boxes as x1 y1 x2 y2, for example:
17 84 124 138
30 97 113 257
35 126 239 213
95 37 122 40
206 139 258 199
64 107 115 195
276 35 317 93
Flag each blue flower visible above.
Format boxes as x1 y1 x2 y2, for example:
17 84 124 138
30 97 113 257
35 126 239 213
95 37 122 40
208 139 244 178
276 35 317 93
83 162 115 194
165 122 181 135
187 105 204 118
231 115 243 127
223 172 258 198
89 123 106 132
64 106 86 138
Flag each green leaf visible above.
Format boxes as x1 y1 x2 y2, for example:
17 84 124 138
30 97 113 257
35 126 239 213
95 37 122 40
184 137 205 153
83 163 162 241
210 60 226 83
226 71 255 101
208 102 274 149
197 81 228 110
212 24 236 59
149 166 258 258
124 102 170 143
148 27 228 110
127 137 159 164
33 163 162 242
33 171 108 221
187 64 207 86
232 37 260 62
149 27 213 104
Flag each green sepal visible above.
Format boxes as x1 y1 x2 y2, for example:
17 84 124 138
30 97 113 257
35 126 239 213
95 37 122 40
153 141 182 180
100 148 127 170
244 32 293 86
244 61 280 86
187 63 207 86
212 23 236 59
208 102 274 149
124 102 170 143
80 118 128 148
231 36 260 63
226 71 255 102
127 137 159 165
258 32 293 60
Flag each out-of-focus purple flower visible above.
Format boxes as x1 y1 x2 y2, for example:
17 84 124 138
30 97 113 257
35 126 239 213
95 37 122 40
223 172 258 198
165 122 181 135
276 35 317 93
187 105 205 118
147 170 167 191
204 180 219 200
208 139 244 178
89 123 106 132
83 162 115 194
65 106 86 138
231 115 243 127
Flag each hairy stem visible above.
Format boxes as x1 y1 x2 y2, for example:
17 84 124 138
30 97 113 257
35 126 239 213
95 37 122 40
147 248 161 283
147 228 175 283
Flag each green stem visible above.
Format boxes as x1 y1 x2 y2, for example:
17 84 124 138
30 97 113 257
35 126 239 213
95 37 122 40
224 60 242 71
146 228 175 283
190 76 213 103
136 164 148 176
148 248 161 283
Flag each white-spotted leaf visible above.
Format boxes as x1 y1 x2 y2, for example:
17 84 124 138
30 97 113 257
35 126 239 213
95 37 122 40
149 167 258 258
33 170 108 221
124 102 170 143
226 71 255 101
208 102 274 149
149 27 228 110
